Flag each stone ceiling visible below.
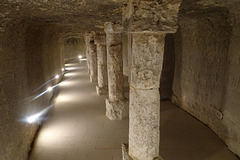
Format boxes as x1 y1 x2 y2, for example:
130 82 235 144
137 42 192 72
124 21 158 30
0 0 239 35
0 0 126 32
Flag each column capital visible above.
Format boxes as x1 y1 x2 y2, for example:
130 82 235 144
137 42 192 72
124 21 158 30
84 31 95 43
104 22 124 34
122 0 182 34
94 31 106 45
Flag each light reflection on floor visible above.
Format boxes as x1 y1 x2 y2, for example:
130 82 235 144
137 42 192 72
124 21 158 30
29 60 238 160
29 60 128 160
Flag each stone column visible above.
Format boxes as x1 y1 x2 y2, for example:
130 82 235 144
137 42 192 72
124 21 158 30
122 0 182 160
130 33 165 160
84 32 91 74
88 32 98 82
94 32 108 95
104 22 128 120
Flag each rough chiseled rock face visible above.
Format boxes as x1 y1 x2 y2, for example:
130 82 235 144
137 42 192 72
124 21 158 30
172 1 240 156
0 0 125 32
0 24 64 160
160 34 175 100
122 0 182 33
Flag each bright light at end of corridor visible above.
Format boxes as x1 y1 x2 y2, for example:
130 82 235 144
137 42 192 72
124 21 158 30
55 75 60 79
62 68 64 71
78 55 82 59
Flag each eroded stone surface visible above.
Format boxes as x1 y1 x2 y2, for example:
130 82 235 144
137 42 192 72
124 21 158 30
172 6 240 157
129 88 160 160
131 33 165 90
84 32 92 73
0 24 64 160
122 0 182 33
106 98 129 120
123 0 183 158
0 0 125 33
104 22 128 120
87 32 98 82
96 86 108 95
94 32 108 95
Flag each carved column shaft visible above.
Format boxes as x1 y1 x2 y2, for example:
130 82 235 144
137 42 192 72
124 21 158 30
94 32 108 95
129 33 165 160
88 32 98 82
84 33 90 73
104 23 128 120
122 0 182 159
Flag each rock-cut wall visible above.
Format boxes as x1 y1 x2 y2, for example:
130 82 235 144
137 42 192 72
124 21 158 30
172 10 240 156
63 37 85 63
0 22 64 160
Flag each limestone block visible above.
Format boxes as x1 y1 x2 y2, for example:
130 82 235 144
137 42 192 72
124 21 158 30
131 33 165 90
122 0 182 33
106 98 129 120
129 88 160 160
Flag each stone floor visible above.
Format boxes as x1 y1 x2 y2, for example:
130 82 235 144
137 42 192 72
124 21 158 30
29 60 238 160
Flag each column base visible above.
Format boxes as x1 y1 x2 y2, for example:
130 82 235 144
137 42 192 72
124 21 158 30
122 143 164 160
96 86 108 95
106 98 129 120
122 143 132 160
90 76 97 83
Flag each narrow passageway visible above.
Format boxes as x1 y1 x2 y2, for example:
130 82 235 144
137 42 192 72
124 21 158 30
29 60 238 160
29 59 128 160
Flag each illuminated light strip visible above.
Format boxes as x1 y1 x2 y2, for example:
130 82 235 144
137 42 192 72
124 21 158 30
31 76 76 101
33 77 56 92
32 90 48 101
31 57 81 101
26 104 54 123
33 73 64 93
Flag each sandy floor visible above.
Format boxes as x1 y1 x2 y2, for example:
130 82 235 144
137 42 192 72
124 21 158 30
29 60 238 160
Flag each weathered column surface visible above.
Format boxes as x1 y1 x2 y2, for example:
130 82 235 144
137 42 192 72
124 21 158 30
104 22 128 120
84 32 90 74
94 32 108 95
88 31 98 82
130 33 165 160
122 0 182 160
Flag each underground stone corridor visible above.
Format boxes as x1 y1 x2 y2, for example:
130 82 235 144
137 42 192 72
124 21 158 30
1 0 240 160
28 60 237 160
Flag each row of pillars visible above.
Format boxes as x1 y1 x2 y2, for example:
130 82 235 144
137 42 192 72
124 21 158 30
84 1 182 160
